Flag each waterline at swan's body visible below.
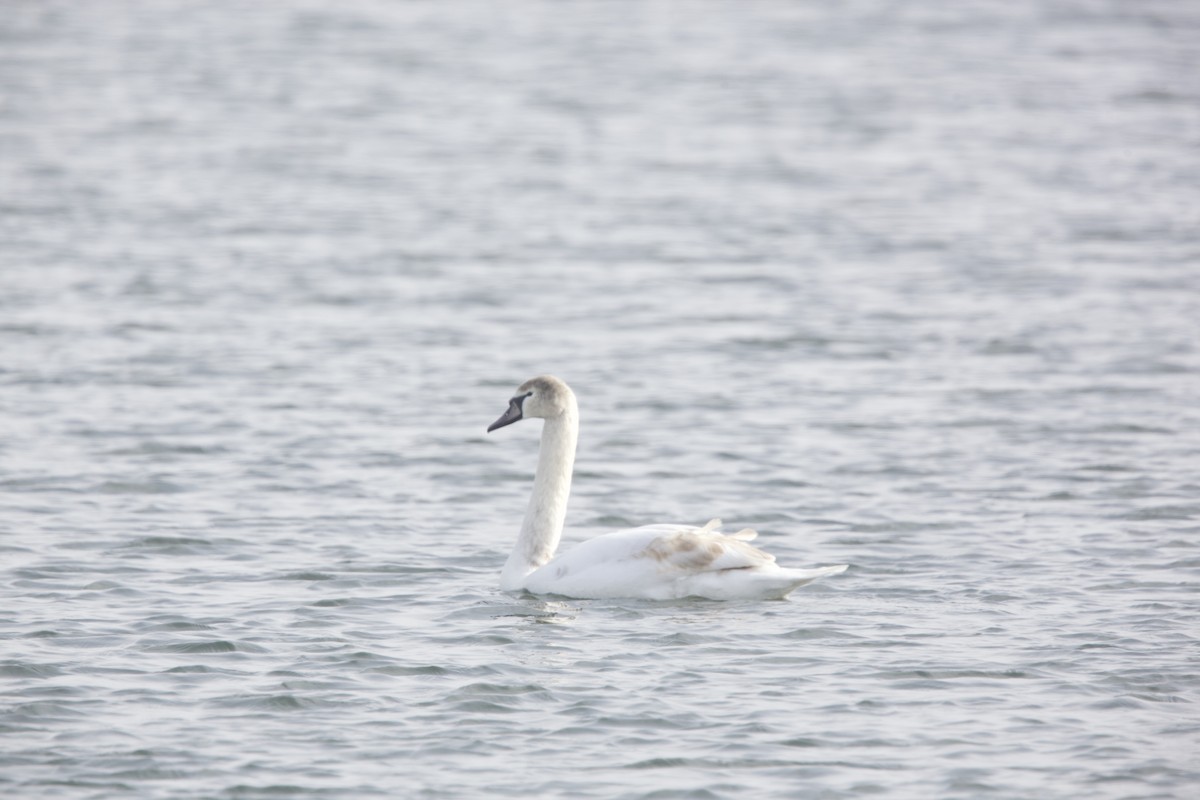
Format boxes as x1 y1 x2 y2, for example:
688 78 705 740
487 376 847 601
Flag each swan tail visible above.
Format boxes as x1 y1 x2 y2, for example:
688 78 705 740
767 564 849 599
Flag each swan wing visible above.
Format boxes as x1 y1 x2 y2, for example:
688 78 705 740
638 518 776 573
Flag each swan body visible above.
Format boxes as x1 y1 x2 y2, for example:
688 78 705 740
487 376 848 601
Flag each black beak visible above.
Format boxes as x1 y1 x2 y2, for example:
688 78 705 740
487 396 526 432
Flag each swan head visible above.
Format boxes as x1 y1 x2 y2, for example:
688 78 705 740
487 375 575 432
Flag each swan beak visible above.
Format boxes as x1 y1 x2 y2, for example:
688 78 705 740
487 397 525 432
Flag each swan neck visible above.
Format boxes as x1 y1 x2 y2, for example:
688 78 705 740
502 402 578 588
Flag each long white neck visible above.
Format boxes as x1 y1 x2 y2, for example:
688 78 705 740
501 399 578 591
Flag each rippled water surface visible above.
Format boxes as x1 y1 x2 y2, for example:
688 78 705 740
3 1 1199 797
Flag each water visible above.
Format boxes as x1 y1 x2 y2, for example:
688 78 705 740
2 0 1199 797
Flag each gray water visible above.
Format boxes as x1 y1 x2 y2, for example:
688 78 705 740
2 1 1199 797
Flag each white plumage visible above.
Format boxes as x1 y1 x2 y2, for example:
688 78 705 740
487 376 847 600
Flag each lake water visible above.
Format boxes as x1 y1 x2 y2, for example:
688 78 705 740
2 1 1199 797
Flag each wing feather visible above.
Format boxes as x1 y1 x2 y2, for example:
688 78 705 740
638 521 774 573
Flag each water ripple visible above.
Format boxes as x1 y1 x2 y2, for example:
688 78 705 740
2 1 1198 798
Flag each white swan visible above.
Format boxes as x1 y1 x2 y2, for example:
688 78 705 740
486 375 848 600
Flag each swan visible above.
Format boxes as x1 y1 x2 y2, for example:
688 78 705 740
486 375 848 600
